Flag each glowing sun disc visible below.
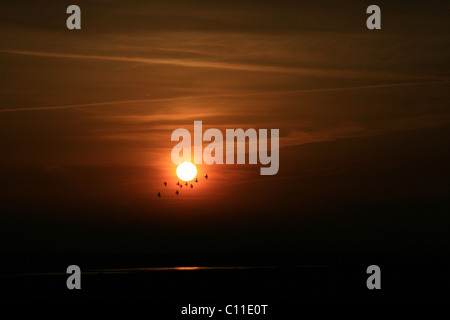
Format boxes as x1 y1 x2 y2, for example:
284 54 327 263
176 162 197 181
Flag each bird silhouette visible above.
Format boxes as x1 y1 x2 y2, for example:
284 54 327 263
175 190 179 196
195 178 198 183
157 192 161 198
190 184 193 189
163 182 167 187
204 174 208 179
185 182 188 187
176 181 180 186
180 184 183 188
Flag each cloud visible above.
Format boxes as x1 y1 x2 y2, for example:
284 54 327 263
0 49 396 78
0 73 446 113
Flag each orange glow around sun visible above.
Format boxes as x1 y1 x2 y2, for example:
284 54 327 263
176 162 197 181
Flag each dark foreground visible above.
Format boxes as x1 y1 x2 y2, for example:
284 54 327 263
1 254 449 301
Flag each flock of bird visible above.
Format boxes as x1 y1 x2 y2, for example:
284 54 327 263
157 174 208 198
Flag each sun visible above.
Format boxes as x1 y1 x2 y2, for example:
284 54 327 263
176 162 197 181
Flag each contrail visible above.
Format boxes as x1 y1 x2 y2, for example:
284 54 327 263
0 49 389 77
0 81 448 113
0 98 196 113
0 49 329 75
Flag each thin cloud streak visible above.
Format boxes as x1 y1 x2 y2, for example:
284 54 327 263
0 80 447 113
0 49 394 78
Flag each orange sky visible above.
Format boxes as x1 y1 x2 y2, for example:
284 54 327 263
0 0 449 255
